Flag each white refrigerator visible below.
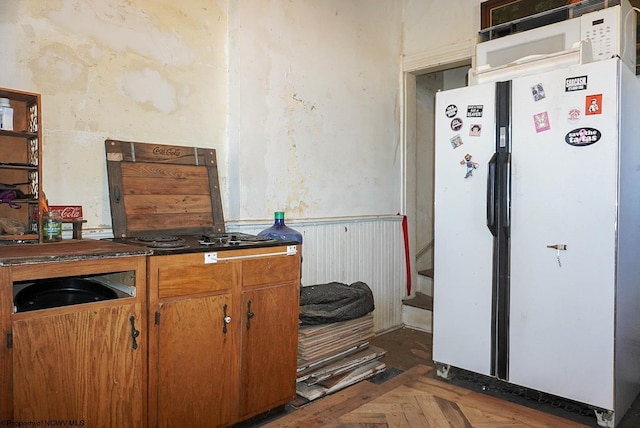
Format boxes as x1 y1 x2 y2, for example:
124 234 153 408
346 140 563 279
433 58 640 427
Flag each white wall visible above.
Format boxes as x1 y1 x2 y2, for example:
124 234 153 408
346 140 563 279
0 0 229 229
402 0 483 71
403 0 481 58
0 0 403 231
228 1 403 222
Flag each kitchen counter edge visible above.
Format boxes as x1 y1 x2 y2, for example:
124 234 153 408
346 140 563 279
0 239 152 266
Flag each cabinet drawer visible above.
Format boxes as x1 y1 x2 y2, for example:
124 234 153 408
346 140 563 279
158 261 238 299
242 255 300 288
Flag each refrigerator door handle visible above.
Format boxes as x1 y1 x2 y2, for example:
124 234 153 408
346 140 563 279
487 152 498 236
503 153 511 232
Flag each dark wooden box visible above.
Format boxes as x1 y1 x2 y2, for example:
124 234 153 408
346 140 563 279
105 139 225 238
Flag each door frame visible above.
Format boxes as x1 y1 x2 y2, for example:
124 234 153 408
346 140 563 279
401 41 474 295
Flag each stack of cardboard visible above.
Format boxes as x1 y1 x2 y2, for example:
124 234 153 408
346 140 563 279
295 313 386 403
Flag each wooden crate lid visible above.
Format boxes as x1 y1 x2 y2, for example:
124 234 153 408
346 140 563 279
105 139 225 238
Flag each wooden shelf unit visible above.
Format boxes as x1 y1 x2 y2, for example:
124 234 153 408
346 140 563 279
0 88 42 243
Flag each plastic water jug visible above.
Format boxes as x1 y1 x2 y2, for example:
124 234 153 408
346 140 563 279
258 211 302 244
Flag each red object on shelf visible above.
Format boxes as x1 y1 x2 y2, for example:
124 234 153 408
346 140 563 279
49 205 83 220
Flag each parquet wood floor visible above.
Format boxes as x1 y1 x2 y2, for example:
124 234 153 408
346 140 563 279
255 327 640 427
263 364 586 427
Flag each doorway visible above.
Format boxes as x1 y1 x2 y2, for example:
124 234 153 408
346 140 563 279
405 64 470 298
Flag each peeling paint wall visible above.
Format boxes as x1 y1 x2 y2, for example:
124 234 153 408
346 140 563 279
228 1 403 221
0 0 403 230
0 0 228 229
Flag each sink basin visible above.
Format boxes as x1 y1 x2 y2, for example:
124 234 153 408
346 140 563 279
15 277 118 312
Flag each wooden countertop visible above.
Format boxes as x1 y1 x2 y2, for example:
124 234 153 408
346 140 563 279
0 239 152 266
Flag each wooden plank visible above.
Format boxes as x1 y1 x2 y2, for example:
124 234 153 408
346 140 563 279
403 399 434 428
121 175 211 196
206 157 225 234
434 396 474 428
318 361 386 389
105 139 216 166
120 162 211 179
126 212 214 232
297 342 370 377
298 315 375 362
296 361 386 401
298 327 374 351
299 334 373 352
402 291 433 311
299 314 373 338
299 335 373 355
105 157 127 237
298 335 374 362
299 346 386 384
123 194 212 214
298 321 374 346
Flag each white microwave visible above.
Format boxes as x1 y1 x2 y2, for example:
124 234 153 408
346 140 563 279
472 0 636 83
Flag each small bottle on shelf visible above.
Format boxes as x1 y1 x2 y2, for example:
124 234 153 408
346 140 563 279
0 98 13 131
40 195 62 242
42 211 62 242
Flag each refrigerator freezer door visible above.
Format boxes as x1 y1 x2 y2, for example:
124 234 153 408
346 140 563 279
614 61 640 422
433 82 497 376
508 59 619 409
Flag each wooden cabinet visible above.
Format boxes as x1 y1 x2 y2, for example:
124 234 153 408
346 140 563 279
148 245 301 428
0 88 42 243
0 241 149 427
0 241 300 428
239 256 300 420
149 252 239 428
12 303 144 426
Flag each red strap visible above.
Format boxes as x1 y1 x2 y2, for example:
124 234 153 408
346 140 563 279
400 214 411 295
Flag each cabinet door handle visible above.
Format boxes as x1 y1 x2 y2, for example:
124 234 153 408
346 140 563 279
222 304 231 334
129 316 140 350
246 300 254 330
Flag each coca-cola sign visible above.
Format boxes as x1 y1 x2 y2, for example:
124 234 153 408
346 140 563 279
49 205 83 220
152 146 182 157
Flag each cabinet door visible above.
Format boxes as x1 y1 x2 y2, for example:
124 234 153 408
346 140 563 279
12 303 144 427
240 282 299 418
156 294 239 428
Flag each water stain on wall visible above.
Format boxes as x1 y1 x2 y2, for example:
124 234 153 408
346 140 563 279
117 68 179 113
9 0 228 228
31 43 89 92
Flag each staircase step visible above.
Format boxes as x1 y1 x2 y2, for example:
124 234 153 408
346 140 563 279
418 268 433 278
402 293 433 333
402 292 432 311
